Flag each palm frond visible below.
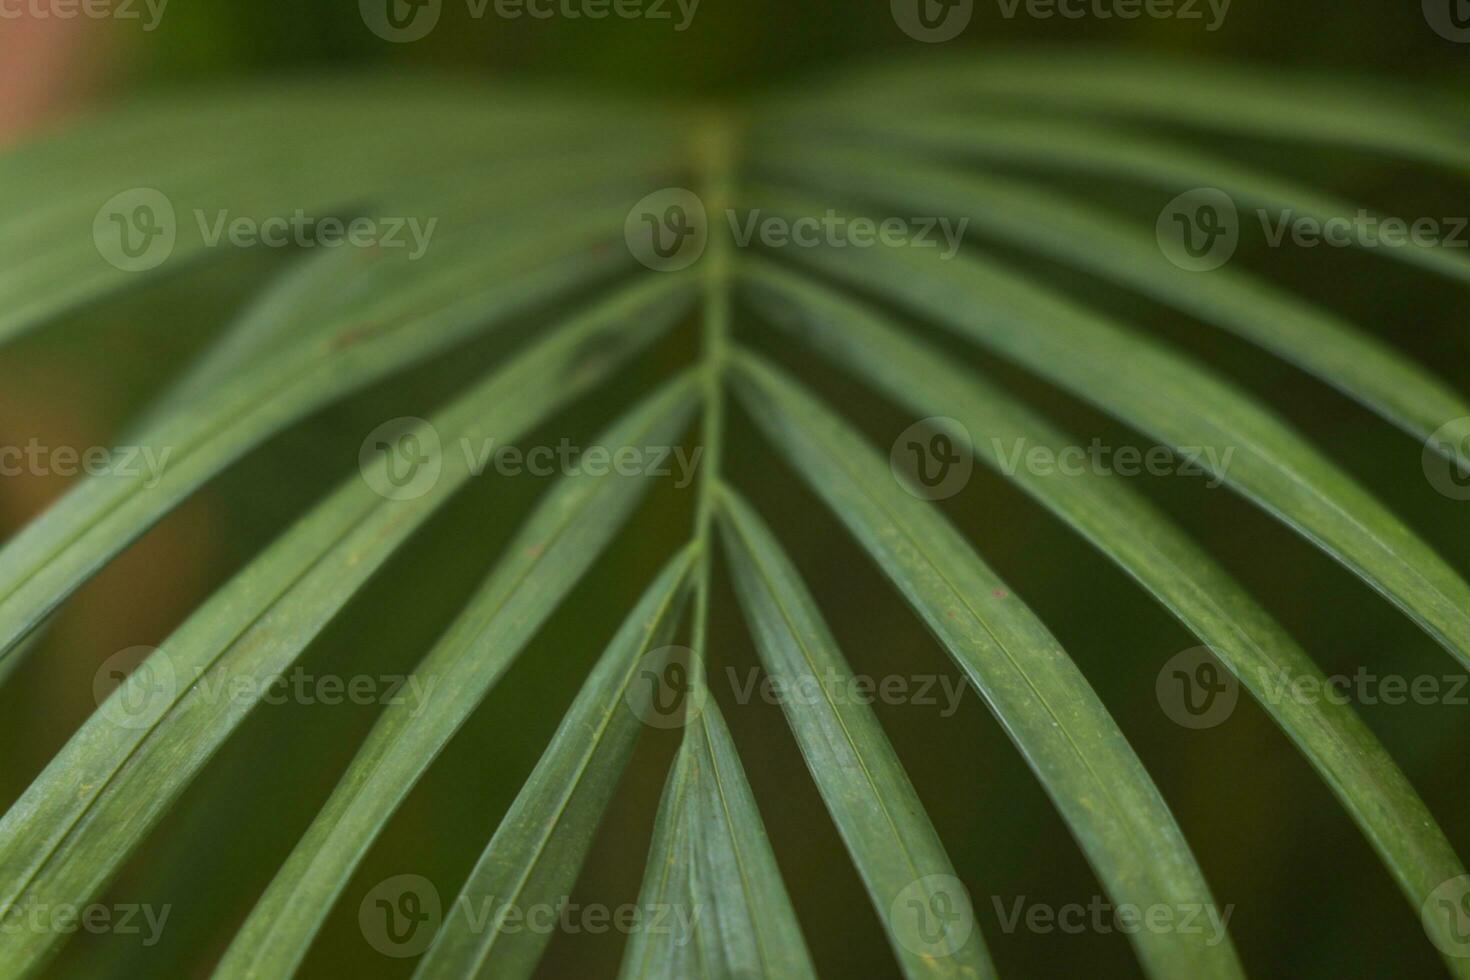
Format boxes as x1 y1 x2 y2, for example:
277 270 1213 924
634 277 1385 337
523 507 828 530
2 54 1467 980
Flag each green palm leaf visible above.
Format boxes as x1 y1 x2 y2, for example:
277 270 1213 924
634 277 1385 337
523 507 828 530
3 53 1466 980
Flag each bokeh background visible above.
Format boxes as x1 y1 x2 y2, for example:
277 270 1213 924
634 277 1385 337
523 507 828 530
2 3 1468 978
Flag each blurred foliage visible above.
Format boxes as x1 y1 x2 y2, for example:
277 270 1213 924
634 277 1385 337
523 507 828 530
1 3 1468 979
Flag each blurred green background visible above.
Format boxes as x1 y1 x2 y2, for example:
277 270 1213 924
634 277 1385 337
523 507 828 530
1 3 1468 978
